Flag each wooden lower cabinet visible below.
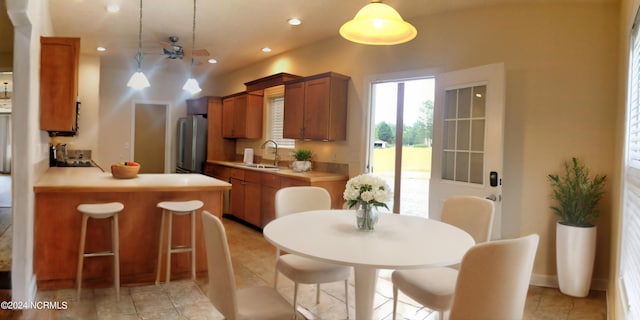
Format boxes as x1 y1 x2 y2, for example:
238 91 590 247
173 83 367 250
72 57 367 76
229 177 245 220
205 162 347 228
243 171 262 227
229 176 261 226
260 172 281 228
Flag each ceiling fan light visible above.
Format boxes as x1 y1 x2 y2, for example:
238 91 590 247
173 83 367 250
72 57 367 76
183 78 202 95
339 1 417 45
127 71 150 90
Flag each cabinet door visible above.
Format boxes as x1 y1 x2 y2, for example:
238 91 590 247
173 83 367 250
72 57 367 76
261 185 278 228
207 98 236 161
303 77 331 140
283 81 305 139
244 93 264 139
222 97 236 137
222 93 263 139
40 37 80 132
232 94 248 138
229 177 245 220
260 173 281 228
244 181 262 226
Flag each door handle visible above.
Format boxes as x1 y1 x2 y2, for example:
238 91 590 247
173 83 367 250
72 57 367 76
486 194 497 201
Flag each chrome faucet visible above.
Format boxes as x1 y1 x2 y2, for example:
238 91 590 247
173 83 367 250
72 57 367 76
261 140 279 166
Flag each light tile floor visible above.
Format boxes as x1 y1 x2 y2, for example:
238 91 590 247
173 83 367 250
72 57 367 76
5 216 607 319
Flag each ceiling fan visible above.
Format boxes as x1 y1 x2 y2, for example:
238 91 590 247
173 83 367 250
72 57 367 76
161 36 184 59
160 36 210 62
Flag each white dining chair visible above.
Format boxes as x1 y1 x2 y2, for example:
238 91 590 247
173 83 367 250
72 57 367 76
439 195 495 244
274 186 351 319
391 195 494 320
392 234 538 320
448 234 539 319
201 210 295 320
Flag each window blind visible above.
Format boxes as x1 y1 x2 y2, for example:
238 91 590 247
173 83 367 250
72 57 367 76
620 11 640 319
268 96 295 149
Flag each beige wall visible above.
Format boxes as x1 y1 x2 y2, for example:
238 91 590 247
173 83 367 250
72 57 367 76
96 55 196 169
51 55 101 152
208 3 619 286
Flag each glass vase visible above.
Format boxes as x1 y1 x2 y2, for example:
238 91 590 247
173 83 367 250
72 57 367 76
356 203 379 231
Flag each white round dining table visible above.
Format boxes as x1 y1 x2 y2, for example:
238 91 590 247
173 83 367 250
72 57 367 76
262 210 475 320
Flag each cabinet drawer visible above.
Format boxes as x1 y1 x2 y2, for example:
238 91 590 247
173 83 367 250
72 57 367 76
244 170 262 184
229 168 245 180
261 173 281 189
206 164 230 179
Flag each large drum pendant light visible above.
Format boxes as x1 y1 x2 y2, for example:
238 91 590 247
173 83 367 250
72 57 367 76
339 0 417 45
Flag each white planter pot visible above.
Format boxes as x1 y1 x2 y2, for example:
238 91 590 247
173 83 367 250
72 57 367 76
556 222 597 297
292 160 311 172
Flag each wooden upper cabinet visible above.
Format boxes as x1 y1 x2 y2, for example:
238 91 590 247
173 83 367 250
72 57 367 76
40 37 80 133
222 92 263 139
283 72 349 141
283 81 305 139
206 97 236 161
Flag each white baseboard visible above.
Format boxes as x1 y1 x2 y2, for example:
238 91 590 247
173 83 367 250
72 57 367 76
530 273 608 291
530 273 558 288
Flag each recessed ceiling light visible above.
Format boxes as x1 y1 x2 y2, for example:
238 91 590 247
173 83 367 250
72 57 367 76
96 47 106 52
106 3 120 13
288 18 301 26
207 58 217 64
262 47 272 53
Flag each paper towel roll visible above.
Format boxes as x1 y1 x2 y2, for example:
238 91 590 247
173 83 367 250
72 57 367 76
243 148 254 164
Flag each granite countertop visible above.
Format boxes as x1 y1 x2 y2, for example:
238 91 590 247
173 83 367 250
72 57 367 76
207 160 349 182
34 167 232 192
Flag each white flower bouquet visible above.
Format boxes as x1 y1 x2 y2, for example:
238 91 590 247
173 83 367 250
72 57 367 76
343 174 392 209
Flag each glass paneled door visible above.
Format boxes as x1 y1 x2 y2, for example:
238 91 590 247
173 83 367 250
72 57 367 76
368 78 434 217
429 63 505 239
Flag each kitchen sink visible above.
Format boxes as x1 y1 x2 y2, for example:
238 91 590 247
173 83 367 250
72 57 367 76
240 163 282 170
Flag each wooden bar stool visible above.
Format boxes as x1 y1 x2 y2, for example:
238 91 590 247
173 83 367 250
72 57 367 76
76 202 124 301
155 200 204 284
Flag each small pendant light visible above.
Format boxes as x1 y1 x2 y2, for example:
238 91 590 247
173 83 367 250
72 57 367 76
339 0 417 45
182 0 202 95
127 0 150 90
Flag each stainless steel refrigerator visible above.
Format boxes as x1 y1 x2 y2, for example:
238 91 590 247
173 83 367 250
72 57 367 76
176 115 207 173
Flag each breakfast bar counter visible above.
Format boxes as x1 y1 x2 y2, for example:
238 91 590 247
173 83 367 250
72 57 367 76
34 167 231 290
35 167 231 192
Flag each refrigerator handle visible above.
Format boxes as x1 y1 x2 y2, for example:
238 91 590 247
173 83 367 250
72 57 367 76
177 119 185 167
191 117 198 170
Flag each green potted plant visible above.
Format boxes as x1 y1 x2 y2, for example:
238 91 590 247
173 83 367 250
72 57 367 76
291 149 313 172
548 157 606 297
